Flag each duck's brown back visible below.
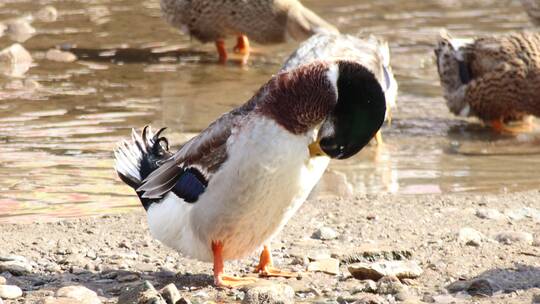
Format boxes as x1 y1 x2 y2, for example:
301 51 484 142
160 0 338 44
462 33 540 120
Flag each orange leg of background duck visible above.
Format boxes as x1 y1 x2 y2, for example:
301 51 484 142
212 241 257 288
215 39 228 64
233 35 251 65
254 245 296 277
490 118 534 134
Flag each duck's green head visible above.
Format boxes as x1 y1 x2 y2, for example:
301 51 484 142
314 61 387 159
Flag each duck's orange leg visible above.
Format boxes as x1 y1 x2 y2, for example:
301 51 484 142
490 118 534 134
254 245 296 278
233 35 250 65
212 240 257 288
215 39 228 64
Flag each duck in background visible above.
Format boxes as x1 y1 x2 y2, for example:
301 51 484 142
114 59 386 288
521 0 540 25
281 33 398 145
160 0 339 65
435 30 540 133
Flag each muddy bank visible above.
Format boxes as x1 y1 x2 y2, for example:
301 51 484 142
1 191 539 303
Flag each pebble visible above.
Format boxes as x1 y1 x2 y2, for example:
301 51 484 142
351 293 387 304
376 276 406 295
35 6 58 22
241 282 294 304
312 227 339 240
0 43 32 77
46 49 77 62
348 261 423 281
475 208 503 220
56 286 101 304
118 281 165 304
351 280 377 294
0 285 22 299
457 227 485 246
0 277 5 285
5 18 36 42
160 284 180 304
495 231 533 245
307 258 340 275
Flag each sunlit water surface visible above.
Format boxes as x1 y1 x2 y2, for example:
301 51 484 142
0 0 538 222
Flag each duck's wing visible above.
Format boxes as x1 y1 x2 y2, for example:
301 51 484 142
284 1 339 41
137 107 250 200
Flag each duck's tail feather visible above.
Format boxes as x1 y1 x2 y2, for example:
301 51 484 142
114 126 171 191
286 3 339 41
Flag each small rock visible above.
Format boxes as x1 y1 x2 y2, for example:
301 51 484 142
348 261 423 281
0 276 5 285
160 284 180 304
475 208 503 220
351 280 377 294
312 227 339 240
35 6 58 22
0 259 32 276
352 293 388 304
242 282 294 304
118 281 165 304
457 228 485 247
307 258 340 275
432 294 466 303
332 245 413 264
39 297 75 304
495 231 533 245
376 276 406 295
46 49 77 62
56 285 101 304
0 285 22 299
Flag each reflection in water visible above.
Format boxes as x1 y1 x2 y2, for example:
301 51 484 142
0 0 538 222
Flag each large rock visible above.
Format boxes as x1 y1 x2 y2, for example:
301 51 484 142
0 256 32 275
242 282 294 304
118 281 166 304
348 261 423 281
0 285 22 299
307 258 340 275
56 285 101 304
457 228 485 247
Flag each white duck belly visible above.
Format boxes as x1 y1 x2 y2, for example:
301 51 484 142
146 117 329 262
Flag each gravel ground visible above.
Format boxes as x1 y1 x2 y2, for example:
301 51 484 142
1 191 540 303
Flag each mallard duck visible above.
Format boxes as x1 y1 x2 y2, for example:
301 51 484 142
160 0 339 64
434 30 540 133
114 60 386 288
281 33 398 145
521 0 540 25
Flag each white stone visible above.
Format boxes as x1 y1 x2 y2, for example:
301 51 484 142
475 208 503 220
56 286 101 304
0 285 22 299
35 6 58 22
0 44 33 77
45 49 77 63
495 231 533 245
312 227 339 240
458 227 485 246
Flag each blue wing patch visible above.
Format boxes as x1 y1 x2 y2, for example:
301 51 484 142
171 167 208 203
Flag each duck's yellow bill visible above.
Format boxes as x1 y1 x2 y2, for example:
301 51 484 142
308 140 327 158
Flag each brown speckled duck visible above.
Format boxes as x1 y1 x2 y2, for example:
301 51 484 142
160 0 339 64
435 30 540 133
521 0 540 25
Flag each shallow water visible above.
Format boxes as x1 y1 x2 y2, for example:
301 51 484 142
0 0 538 222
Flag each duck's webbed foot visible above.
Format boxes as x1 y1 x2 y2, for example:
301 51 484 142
212 240 257 288
490 118 534 134
233 35 250 65
254 245 296 278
